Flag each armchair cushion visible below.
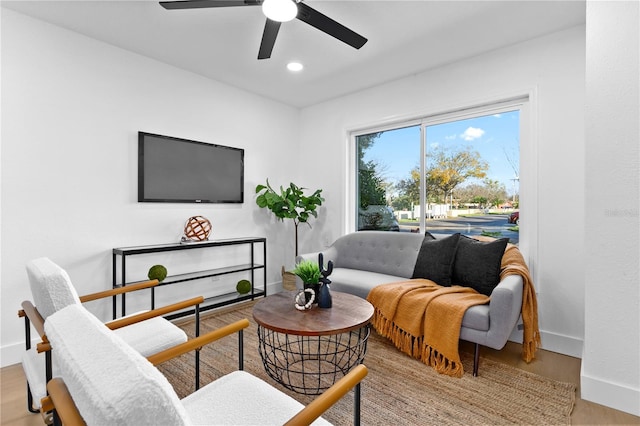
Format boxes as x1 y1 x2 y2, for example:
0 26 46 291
25 257 80 319
111 316 189 357
21 349 53 405
182 371 331 425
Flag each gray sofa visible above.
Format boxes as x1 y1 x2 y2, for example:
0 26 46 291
297 231 523 376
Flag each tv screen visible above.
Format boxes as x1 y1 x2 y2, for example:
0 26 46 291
138 132 244 204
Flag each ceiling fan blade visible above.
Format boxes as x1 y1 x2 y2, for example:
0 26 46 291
296 2 367 50
159 0 261 10
258 19 281 60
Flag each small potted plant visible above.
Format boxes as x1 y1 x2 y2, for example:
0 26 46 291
292 259 321 303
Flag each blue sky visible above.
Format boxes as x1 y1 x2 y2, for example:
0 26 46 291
361 110 520 195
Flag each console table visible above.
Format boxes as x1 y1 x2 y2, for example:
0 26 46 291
112 237 266 320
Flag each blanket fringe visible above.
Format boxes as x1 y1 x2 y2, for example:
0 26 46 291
372 308 423 359
422 345 464 378
371 307 463 377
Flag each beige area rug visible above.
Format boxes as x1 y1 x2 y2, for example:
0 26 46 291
158 302 576 425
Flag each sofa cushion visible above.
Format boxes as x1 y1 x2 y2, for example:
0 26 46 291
452 236 509 296
331 231 424 279
328 268 409 299
25 257 81 319
411 233 461 286
44 304 190 425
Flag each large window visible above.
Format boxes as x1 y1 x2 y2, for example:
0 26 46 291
354 105 522 245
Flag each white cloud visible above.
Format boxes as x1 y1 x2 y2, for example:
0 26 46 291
430 142 440 149
461 127 485 141
445 134 457 140
493 113 502 118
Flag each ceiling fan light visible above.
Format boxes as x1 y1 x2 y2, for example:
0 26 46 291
287 62 303 72
262 0 297 23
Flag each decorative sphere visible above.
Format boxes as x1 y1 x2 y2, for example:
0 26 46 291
236 279 251 294
183 216 212 241
148 265 168 282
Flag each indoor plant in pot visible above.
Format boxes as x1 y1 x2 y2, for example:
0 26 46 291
292 259 321 304
255 179 324 290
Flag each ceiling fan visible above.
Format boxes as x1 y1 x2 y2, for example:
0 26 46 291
159 0 368 60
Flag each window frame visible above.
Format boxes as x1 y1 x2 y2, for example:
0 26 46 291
347 93 538 283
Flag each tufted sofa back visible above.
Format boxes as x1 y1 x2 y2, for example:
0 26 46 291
331 231 424 278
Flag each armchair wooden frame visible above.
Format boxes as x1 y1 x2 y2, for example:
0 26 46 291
40 316 368 426
18 279 205 414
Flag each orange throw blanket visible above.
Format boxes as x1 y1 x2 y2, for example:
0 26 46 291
367 244 540 377
501 243 541 362
368 280 488 377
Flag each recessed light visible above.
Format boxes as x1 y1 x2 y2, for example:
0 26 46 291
287 62 303 72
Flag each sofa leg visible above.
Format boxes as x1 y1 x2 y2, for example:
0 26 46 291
473 343 480 377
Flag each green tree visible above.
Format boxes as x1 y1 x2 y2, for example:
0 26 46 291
358 163 386 208
395 168 421 207
357 132 386 208
395 147 490 207
426 147 489 203
454 180 508 208
391 194 414 211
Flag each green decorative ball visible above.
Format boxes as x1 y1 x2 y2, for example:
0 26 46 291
148 265 168 282
236 279 251 294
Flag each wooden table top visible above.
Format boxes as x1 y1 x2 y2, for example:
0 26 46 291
252 291 374 336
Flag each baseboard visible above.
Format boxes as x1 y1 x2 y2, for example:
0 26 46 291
539 330 583 358
2 340 27 368
509 327 583 358
581 365 640 417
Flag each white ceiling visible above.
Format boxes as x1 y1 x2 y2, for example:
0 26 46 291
2 0 586 107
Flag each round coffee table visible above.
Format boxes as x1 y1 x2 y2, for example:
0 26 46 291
253 290 374 396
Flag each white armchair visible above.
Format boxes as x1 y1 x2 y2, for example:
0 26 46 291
19 257 200 413
42 304 368 425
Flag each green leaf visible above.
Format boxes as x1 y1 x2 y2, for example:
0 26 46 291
256 194 267 208
254 179 324 253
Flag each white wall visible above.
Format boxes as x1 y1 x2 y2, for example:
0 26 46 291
299 26 587 357
582 0 639 417
0 9 301 365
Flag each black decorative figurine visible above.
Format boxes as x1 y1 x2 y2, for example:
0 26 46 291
317 253 333 308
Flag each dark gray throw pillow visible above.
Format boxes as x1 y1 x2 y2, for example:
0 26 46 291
452 236 509 296
411 233 461 286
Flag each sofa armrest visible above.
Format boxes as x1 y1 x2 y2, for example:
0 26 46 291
486 274 524 349
296 246 339 265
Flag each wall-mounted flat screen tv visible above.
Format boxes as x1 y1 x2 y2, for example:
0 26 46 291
138 132 244 204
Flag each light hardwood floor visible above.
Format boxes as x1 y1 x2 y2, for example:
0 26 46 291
2 341 639 425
